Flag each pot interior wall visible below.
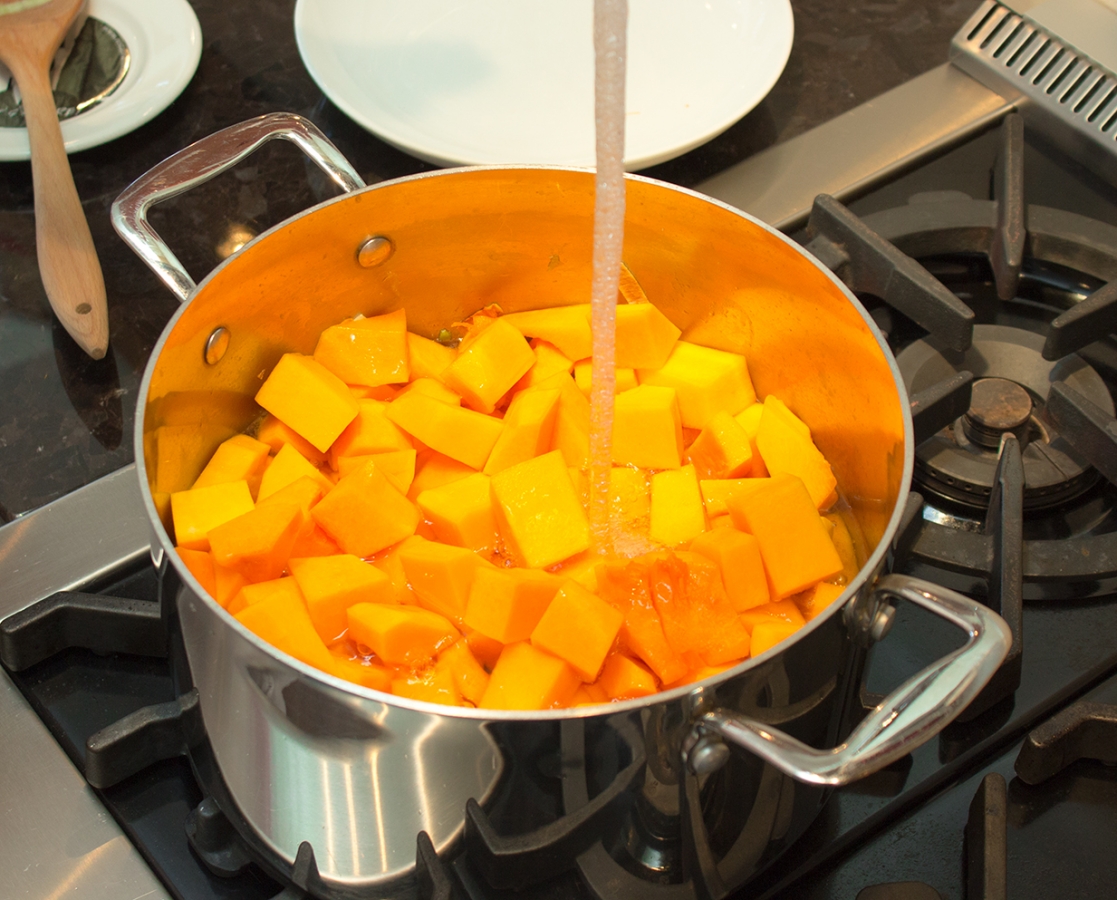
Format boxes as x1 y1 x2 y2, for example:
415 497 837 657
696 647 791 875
141 168 906 552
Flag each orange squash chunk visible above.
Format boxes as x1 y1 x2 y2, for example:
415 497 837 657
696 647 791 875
531 371 590 467
313 309 409 387
597 559 687 684
530 582 624 682
689 528 770 611
733 403 768 477
483 387 560 475
763 395 811 438
685 410 753 479
573 360 638 397
227 575 302 615
648 465 706 546
397 538 486 623
328 399 413 469
392 663 463 707
408 451 476 500
739 599 807 631
443 318 535 414
515 339 574 391
256 413 327 466
329 653 391 692
755 400 837 510
439 640 490 704
257 443 333 501
614 301 681 369
463 566 563 643
346 603 459 666
795 582 845 621
751 620 801 658
699 477 771 518
176 547 216 598
480 642 581 710
416 473 498 552
386 392 504 470
290 554 396 643
234 581 335 672
369 543 420 605
648 553 752 666
255 353 359 453
598 653 658 700
612 384 683 470
213 559 248 608
728 474 843 599
192 434 271 494
208 498 306 583
311 459 420 557
501 304 592 361
171 480 255 551
337 449 417 494
289 523 342 559
637 341 756 429
465 629 504 670
406 332 456 383
348 384 400 401
491 450 590 568
396 377 461 406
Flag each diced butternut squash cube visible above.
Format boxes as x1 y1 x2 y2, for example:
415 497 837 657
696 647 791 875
347 603 460 666
756 399 837 509
609 467 650 531
795 582 845 621
313 310 409 387
290 554 396 643
699 477 771 517
235 580 336 672
227 575 304 616
370 543 419 605
501 305 592 361
598 653 658 699
572 682 609 706
638 341 756 429
728 475 842 599
439 640 490 704
614 302 681 369
258 475 323 511
597 559 687 684
208 498 306 583
392 664 463 707
463 566 563 643
515 339 574 391
685 411 753 479
329 653 391 692
689 528 770 612
612 385 683 470
348 384 399 401
192 434 271 494
311 459 420 557
397 377 461 406
255 353 359 452
573 360 638 397
213 559 248 608
337 449 416 494
550 552 601 591
176 547 216 599
738 599 807 630
750 620 801 657
530 581 624 682
408 451 476 499
289 522 342 559
480 642 581 710
397 538 486 622
407 332 456 383
328 399 413 468
734 403 769 477
649 465 705 547
386 392 504 469
257 443 333 501
256 413 327 466
533 371 591 467
171 480 255 551
764 395 811 438
465 629 504 670
416 473 498 552
491 450 590 568
443 318 534 414
483 387 560 475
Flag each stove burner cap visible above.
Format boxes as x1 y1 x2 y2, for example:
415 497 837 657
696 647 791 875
962 377 1033 449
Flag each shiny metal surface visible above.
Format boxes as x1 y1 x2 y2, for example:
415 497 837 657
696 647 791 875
951 1 1117 186
696 64 1016 231
0 467 166 900
693 575 1012 786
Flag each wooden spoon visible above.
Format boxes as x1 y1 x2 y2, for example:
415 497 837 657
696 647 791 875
0 0 108 359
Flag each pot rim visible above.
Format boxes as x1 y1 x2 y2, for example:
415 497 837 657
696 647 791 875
134 164 916 721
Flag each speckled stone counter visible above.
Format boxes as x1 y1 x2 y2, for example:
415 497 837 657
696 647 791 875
0 0 974 517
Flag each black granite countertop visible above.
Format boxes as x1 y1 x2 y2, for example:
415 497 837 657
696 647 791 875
0 0 974 518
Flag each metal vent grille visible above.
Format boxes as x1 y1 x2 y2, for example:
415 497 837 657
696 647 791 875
951 1 1117 179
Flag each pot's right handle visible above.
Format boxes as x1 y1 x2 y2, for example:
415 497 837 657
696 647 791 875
685 574 1012 786
111 112 365 303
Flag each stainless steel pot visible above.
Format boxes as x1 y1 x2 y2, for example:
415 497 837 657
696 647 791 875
113 113 1011 898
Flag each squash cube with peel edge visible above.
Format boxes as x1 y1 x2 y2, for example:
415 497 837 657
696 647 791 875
480 642 582 710
530 581 625 682
612 384 683 470
311 459 420 557
416 473 498 552
443 318 535 414
637 341 756 429
491 450 590 568
312 309 409 387
386 392 504 470
463 566 564 643
171 480 255 551
254 353 359 453
290 554 396 643
347 603 460 667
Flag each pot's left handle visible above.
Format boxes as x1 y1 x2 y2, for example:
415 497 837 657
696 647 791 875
685 574 1012 786
111 112 366 303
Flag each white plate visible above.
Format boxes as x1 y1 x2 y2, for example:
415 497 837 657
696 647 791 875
294 0 794 169
0 0 202 161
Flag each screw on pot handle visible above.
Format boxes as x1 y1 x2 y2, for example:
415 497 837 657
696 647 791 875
111 112 365 303
685 574 1012 786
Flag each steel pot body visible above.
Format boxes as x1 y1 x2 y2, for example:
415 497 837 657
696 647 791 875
116 114 1010 898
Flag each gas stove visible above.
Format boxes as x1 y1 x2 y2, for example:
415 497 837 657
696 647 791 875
6 3 1117 899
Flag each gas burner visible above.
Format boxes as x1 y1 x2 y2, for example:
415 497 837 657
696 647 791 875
896 323 1113 511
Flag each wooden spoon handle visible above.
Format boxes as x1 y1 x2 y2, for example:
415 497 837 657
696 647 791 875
17 55 108 359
